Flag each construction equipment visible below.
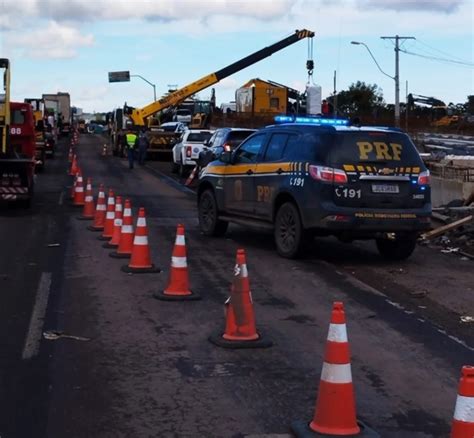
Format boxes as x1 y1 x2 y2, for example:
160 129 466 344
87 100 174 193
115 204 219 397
0 59 37 207
120 29 315 159
407 93 459 127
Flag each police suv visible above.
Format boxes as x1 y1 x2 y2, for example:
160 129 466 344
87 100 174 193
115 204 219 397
197 116 431 259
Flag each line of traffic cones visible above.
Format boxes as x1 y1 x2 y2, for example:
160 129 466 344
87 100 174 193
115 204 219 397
72 171 85 207
110 199 134 258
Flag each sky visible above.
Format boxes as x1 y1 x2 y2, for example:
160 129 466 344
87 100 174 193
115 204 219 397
0 0 472 113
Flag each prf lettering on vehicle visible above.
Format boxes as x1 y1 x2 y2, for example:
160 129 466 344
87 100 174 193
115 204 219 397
257 185 275 203
357 142 403 161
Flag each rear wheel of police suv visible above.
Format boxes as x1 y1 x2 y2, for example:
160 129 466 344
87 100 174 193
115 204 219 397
376 234 418 260
274 202 305 258
198 190 228 237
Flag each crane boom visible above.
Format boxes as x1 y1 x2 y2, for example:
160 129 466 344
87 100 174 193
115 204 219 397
129 29 315 126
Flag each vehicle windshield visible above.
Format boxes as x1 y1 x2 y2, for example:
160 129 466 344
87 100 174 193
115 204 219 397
161 124 179 132
187 132 212 142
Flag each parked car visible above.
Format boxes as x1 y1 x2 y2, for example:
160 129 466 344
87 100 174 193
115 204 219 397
197 117 431 259
197 128 257 169
173 109 192 124
172 129 214 176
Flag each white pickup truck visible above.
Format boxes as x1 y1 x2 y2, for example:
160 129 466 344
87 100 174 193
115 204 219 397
171 129 214 177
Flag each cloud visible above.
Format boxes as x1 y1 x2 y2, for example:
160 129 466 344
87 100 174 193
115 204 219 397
358 0 464 13
0 0 295 22
6 21 94 59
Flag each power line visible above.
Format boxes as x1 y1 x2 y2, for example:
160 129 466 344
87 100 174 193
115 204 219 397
414 39 470 63
399 48 474 67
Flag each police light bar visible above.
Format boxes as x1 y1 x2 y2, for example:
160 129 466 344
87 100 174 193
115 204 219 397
274 115 350 126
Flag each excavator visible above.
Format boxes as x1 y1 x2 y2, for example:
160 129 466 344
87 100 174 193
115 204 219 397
407 93 459 127
119 29 315 159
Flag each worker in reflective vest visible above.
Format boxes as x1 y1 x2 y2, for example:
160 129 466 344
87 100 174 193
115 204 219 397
124 129 138 169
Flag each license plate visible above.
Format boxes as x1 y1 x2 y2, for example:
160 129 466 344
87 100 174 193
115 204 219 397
372 184 399 193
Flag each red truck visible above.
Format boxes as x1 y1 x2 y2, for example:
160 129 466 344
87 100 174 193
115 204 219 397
0 59 37 207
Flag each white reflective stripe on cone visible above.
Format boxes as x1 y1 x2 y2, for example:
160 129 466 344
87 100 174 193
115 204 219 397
134 235 148 245
123 208 131 216
97 205 106 211
175 235 185 245
241 264 248 278
107 199 115 205
172 256 187 268
85 196 93 202
137 217 146 227
453 395 474 422
98 193 105 198
106 212 115 219
75 187 84 192
114 219 122 226
86 185 92 190
115 206 123 212
121 225 133 233
320 362 352 384
327 323 348 343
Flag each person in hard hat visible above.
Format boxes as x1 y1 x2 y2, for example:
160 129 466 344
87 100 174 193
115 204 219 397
135 127 150 166
124 128 138 169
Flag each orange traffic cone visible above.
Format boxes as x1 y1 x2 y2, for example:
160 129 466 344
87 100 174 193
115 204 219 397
451 365 474 437
110 199 134 258
155 224 199 301
209 249 272 348
291 302 378 437
101 144 107 156
121 207 160 273
69 154 78 176
103 196 123 248
72 171 85 206
87 184 106 231
98 189 115 240
68 147 74 163
77 178 95 220
184 166 198 186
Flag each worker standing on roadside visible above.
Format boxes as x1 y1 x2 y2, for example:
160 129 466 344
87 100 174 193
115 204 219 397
135 128 149 166
124 128 138 169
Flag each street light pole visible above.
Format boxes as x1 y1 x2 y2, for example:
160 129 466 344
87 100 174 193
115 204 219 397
351 37 414 128
131 74 157 101
351 40 396 124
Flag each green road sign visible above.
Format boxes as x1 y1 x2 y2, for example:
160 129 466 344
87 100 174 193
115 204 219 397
108 71 130 83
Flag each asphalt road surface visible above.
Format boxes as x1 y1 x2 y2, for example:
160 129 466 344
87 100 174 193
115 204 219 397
0 134 472 438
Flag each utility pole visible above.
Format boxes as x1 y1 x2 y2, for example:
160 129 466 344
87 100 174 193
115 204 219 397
380 35 415 127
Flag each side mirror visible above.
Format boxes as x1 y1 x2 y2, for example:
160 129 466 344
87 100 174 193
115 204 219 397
203 139 210 146
220 150 233 164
